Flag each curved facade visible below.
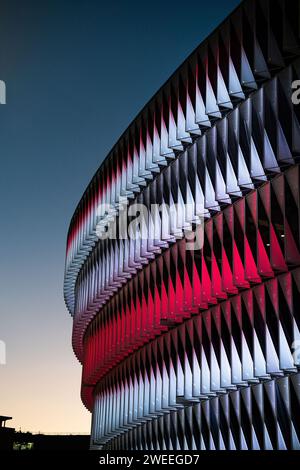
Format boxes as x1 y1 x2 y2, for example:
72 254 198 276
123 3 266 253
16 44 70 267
64 0 300 450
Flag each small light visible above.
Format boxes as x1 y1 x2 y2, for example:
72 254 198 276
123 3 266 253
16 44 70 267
281 234 285 238
266 243 270 247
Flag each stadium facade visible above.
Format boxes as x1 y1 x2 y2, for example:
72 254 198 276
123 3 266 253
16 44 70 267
64 0 300 450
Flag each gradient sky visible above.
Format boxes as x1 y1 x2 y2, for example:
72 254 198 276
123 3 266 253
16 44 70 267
0 0 241 433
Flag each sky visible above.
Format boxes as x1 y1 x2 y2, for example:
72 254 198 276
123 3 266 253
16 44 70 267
0 0 241 433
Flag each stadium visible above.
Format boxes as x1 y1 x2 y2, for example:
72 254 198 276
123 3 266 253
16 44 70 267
64 0 300 450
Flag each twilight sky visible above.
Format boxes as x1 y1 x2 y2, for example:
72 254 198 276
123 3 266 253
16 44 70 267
0 0 240 433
